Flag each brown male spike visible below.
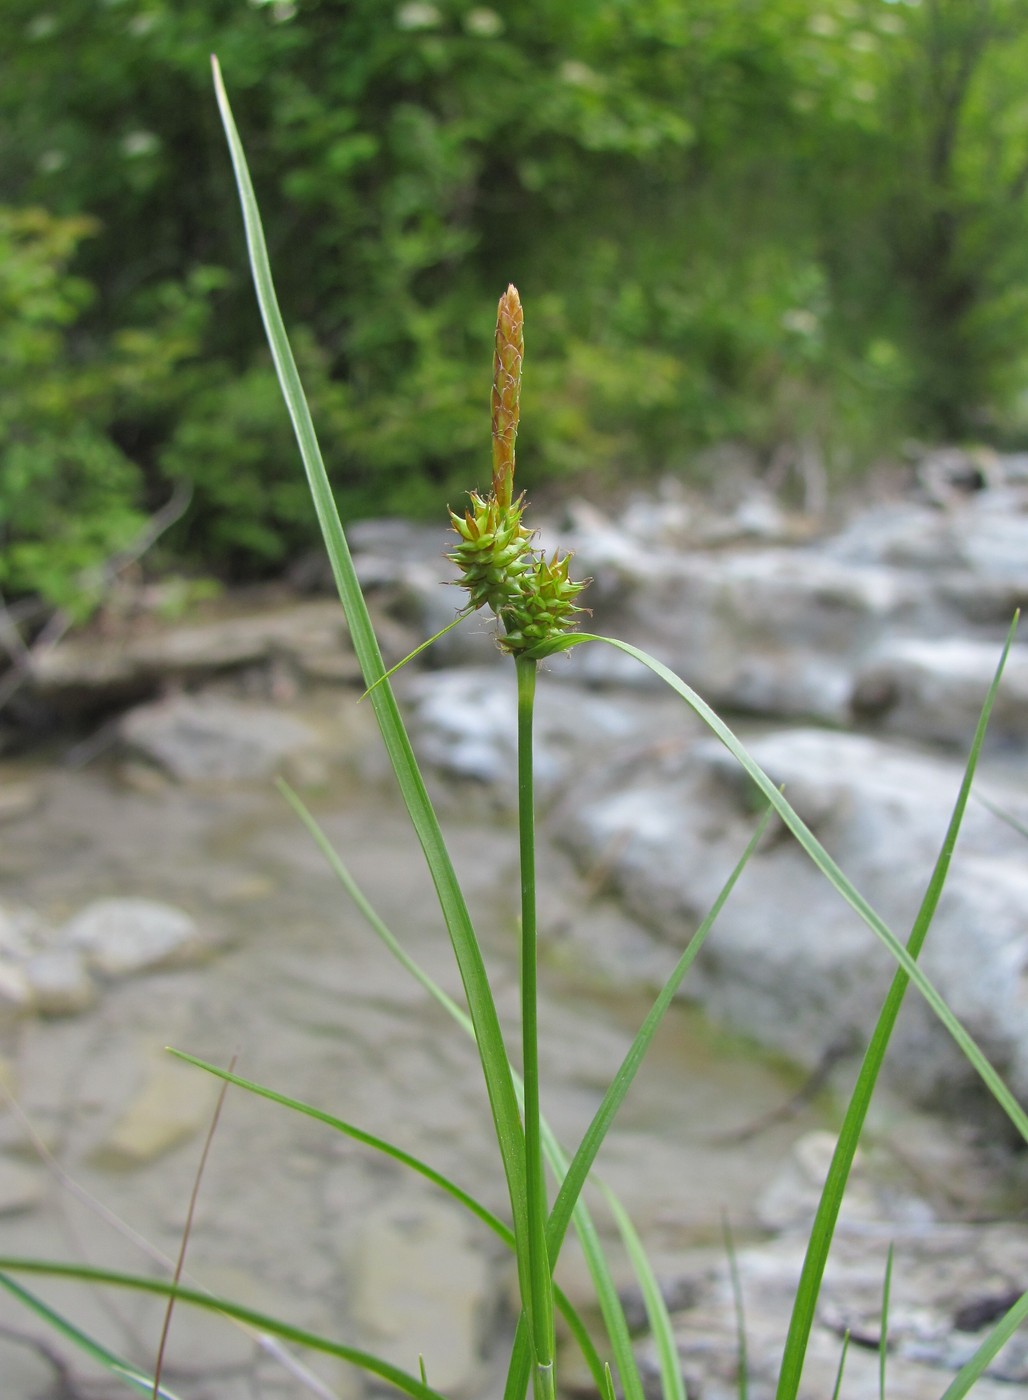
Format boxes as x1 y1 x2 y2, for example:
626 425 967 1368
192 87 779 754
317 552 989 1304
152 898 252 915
491 284 523 511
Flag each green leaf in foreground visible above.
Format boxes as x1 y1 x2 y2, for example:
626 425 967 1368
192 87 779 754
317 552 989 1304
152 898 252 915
0 1263 444 1400
278 783 769 1400
210 54 530 1315
938 1287 1028 1400
774 613 1018 1400
0 1273 184 1400
550 631 1028 1147
168 1050 606 1394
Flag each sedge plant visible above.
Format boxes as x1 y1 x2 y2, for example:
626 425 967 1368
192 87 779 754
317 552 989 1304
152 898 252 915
2 56 1028 1400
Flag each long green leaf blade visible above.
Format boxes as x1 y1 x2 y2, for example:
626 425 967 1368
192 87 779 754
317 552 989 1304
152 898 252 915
938 1287 1028 1400
603 1185 686 1400
0 1273 184 1399
210 56 527 1262
547 810 771 1263
775 617 1018 1399
278 784 638 1397
552 632 1028 1146
0 1261 445 1400
169 1051 606 1394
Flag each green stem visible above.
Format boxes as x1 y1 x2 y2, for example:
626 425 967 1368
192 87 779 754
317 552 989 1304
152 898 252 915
515 655 555 1400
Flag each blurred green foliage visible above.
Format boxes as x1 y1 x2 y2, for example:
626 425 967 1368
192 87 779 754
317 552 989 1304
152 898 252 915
3 0 1028 606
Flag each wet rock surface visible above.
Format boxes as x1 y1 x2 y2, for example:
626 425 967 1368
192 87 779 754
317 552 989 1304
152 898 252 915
1 457 1027 1397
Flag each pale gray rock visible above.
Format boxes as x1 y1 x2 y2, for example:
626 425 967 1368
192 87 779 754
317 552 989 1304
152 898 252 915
350 1195 493 1395
0 961 32 1017
61 897 204 977
853 636 1028 746
0 779 42 825
0 1157 45 1215
30 598 353 707
582 546 930 724
0 903 50 960
561 727 1028 1110
119 693 321 782
0 906 42 1017
90 1048 222 1168
24 948 97 1016
403 666 683 795
755 1130 934 1234
637 1219 1028 1400
403 666 515 785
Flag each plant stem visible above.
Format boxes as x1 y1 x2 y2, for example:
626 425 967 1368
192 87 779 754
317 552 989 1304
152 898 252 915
515 654 555 1400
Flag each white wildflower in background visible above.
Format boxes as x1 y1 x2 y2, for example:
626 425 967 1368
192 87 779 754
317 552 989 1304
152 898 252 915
121 131 160 159
463 8 504 37
396 2 442 30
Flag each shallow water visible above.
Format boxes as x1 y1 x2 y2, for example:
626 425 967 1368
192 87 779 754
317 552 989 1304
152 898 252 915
0 734 998 1398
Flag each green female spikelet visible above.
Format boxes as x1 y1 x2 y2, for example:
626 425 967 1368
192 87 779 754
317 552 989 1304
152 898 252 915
449 285 588 656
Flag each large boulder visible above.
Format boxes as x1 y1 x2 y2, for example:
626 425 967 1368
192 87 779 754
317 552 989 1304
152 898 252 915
561 726 1028 1112
119 693 323 783
852 635 1028 747
60 897 207 977
638 1214 1028 1400
28 597 357 713
402 666 684 796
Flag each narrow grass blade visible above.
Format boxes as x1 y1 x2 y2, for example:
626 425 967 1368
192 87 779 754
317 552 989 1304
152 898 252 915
169 1052 510 1247
938 1288 1028 1400
279 784 766 1400
548 810 771 1263
277 786 644 1400
0 1262 444 1400
168 1050 605 1392
774 616 1019 1400
879 1243 893 1400
276 780 473 1034
604 1183 686 1400
152 1058 233 1400
0 1273 183 1399
974 791 1028 842
829 1332 850 1400
540 1128 646 1400
211 56 527 1261
551 630 1028 1147
722 1214 747 1400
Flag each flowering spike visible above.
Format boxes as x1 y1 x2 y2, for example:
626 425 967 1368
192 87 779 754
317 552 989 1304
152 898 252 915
491 285 523 511
449 287 588 656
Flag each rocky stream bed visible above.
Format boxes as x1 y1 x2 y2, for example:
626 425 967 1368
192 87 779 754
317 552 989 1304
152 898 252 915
2 450 1028 1399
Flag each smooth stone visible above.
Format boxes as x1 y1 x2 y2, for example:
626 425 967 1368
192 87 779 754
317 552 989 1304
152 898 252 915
637 1221 1028 1400
119 693 322 783
0 779 42 824
61 898 204 977
852 635 1028 745
350 1195 492 1395
0 960 32 1016
25 948 97 1016
562 727 1028 1112
0 1157 45 1215
0 902 49 960
91 1051 222 1169
31 598 352 702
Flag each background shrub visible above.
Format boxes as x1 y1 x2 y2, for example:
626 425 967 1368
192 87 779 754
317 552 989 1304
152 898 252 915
3 0 1028 603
